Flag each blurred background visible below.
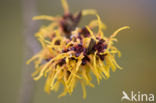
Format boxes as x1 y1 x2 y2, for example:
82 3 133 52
0 0 156 103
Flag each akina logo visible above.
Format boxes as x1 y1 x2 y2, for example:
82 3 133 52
121 91 154 102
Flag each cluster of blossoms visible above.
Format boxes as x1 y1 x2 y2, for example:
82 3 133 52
27 0 129 98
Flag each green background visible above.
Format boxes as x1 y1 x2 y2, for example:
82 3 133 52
0 0 156 103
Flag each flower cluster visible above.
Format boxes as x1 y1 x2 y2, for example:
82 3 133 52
27 0 129 98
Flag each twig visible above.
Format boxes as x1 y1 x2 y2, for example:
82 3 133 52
18 0 40 103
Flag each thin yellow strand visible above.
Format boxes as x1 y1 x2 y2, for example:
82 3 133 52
33 15 59 21
110 26 130 38
82 9 97 16
61 0 69 14
86 26 96 41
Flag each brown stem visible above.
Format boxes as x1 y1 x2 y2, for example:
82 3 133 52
18 0 40 103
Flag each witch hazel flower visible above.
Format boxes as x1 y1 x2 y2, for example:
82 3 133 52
27 0 129 99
